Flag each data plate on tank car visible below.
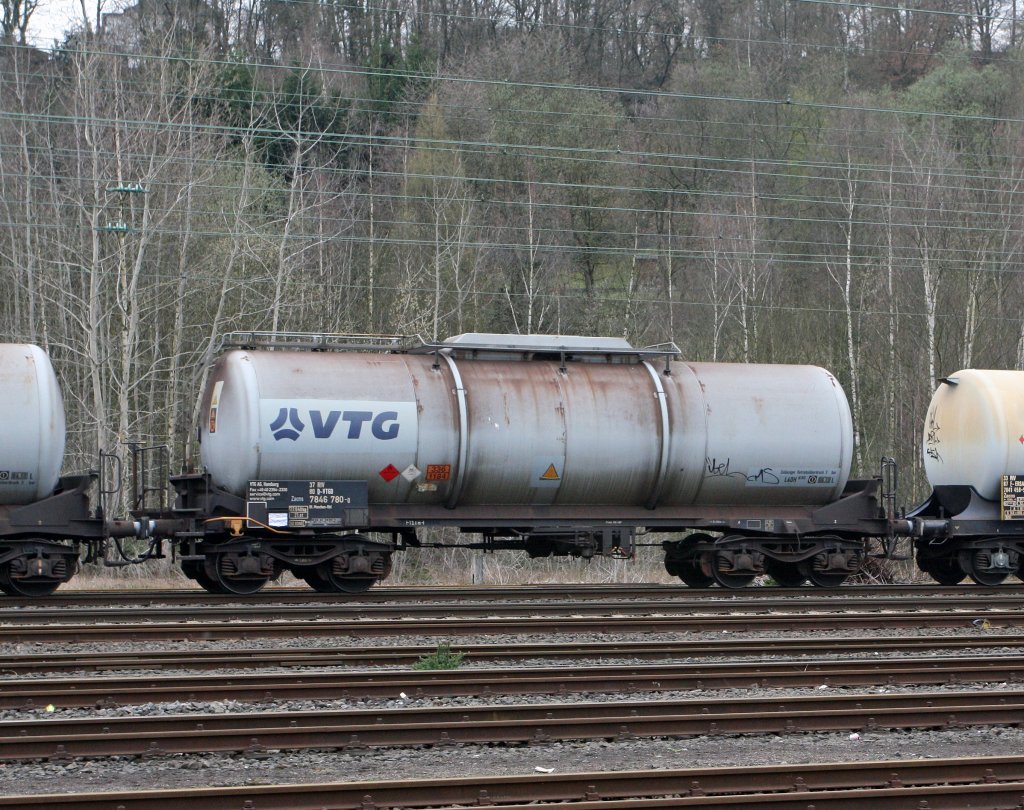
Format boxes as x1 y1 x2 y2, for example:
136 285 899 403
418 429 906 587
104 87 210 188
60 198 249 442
246 480 369 529
1001 475 1024 520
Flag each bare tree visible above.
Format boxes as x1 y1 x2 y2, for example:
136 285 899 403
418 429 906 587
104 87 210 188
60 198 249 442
824 145 865 472
0 0 38 44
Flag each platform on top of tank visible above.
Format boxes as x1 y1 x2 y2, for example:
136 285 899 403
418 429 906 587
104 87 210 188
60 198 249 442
444 333 634 351
214 330 681 362
433 333 680 362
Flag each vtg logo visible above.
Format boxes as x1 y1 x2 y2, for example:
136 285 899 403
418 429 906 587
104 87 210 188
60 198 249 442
270 408 401 442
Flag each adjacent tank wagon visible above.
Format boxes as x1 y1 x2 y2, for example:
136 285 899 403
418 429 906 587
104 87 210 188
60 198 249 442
0 345 101 595
911 370 1024 585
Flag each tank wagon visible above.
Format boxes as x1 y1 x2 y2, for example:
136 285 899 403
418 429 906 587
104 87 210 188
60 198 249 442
910 370 1024 585
0 345 149 595
161 332 895 594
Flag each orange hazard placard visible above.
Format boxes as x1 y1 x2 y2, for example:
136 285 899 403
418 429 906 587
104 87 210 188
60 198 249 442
532 457 563 488
426 464 451 481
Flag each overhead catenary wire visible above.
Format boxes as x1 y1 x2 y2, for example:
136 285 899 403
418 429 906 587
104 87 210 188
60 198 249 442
4 44 1019 200
3 247 1018 326
10 51 1024 173
3 53 1022 215
2 184 1023 269
3 156 1022 257
4 88 1024 192
3 213 1023 282
2 36 1021 127
2 105 1022 217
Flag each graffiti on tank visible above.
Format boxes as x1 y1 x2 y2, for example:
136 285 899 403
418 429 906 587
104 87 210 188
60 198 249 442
925 415 942 463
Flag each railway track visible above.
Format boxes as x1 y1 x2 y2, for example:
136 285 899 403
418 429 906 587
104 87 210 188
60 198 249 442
0 609 1014 643
5 591 1024 623
4 654 1024 709
5 582 1022 608
5 634 1022 675
5 755 1024 808
2 689 1022 760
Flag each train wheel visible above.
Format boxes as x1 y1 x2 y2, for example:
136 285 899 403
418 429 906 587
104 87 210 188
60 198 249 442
299 569 334 593
676 562 714 588
667 534 715 587
960 550 1009 587
0 564 60 597
332 576 376 593
711 570 754 588
803 569 848 588
919 556 965 585
764 560 806 587
706 553 754 589
795 557 848 588
303 562 377 594
202 554 270 595
181 559 227 594
302 572 376 593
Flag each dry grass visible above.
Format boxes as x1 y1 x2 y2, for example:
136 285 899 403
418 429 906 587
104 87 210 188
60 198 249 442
67 545 675 590
66 542 917 591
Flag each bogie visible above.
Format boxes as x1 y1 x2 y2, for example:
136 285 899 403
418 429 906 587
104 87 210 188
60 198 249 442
958 547 1017 587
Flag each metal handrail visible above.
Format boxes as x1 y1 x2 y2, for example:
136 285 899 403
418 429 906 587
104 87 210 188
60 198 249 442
215 330 681 361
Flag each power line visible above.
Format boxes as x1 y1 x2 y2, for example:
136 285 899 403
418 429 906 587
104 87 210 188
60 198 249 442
6 247 1020 325
3 37 1022 127
3 102 1023 211
10 47 1024 170
4 213 1024 279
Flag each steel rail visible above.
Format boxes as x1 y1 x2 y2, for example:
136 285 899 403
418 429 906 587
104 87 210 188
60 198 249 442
5 582 1020 609
0 610 1016 643
4 654 1024 709
5 755 1024 808
7 592 1024 623
1 689 1022 760
4 635 1022 675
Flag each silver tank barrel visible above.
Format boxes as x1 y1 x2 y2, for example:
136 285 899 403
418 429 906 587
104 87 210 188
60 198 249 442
200 335 853 509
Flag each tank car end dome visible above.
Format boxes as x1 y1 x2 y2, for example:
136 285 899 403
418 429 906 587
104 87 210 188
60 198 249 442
0 344 66 505
923 369 1024 501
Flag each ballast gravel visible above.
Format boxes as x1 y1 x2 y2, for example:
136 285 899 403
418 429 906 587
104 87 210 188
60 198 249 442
1 623 1017 660
2 728 1024 795
0 679 1020 722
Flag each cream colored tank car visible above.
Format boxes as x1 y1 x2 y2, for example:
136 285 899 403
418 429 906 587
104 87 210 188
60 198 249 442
923 369 1024 500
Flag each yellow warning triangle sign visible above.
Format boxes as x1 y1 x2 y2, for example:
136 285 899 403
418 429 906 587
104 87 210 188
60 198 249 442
540 464 560 481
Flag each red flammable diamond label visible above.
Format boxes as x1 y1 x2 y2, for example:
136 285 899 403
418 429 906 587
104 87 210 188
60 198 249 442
379 464 400 482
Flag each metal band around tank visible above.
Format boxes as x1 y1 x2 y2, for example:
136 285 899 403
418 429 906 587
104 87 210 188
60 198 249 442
441 353 469 509
642 360 671 509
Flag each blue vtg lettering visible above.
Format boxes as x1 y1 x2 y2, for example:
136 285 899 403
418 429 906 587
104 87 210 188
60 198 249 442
271 407 400 442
